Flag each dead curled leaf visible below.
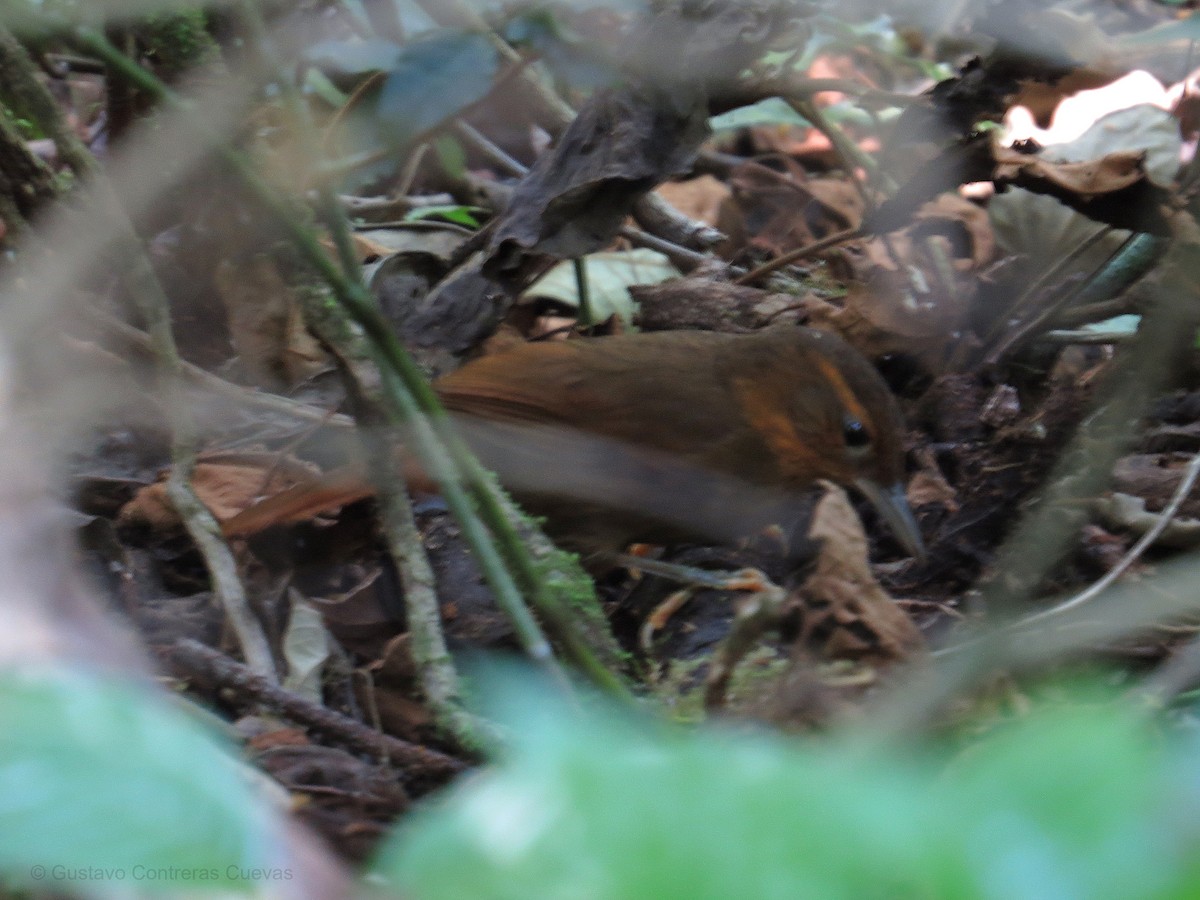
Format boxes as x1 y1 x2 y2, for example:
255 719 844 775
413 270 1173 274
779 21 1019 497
704 484 926 727
796 483 926 663
799 193 991 369
993 145 1145 196
801 274 966 371
118 451 322 532
721 159 864 257
906 448 959 514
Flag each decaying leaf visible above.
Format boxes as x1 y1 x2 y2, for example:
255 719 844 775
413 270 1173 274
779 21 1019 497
801 275 967 371
795 483 926 663
1094 492 1200 550
520 249 679 326
486 84 711 275
722 160 864 258
702 484 924 721
282 589 333 704
907 448 960 514
214 256 328 390
118 451 323 532
358 633 434 741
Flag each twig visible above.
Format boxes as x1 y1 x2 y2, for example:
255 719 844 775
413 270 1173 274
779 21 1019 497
168 639 468 778
10 20 278 680
1018 451 1200 627
451 121 716 271
373 473 493 750
0 28 94 178
734 227 861 286
455 120 525 177
124 249 278 681
88 310 355 429
866 222 1200 735
301 293 492 748
981 229 1114 364
617 224 713 273
787 97 883 199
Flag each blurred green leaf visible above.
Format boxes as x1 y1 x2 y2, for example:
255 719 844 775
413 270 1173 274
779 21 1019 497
404 205 484 228
0 670 279 889
710 97 809 132
282 592 330 703
376 31 499 149
503 7 621 91
375 671 1200 899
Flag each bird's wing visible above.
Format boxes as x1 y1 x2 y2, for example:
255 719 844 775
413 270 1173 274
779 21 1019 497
435 340 642 427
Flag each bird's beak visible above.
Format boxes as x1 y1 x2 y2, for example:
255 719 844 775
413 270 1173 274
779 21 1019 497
854 478 926 561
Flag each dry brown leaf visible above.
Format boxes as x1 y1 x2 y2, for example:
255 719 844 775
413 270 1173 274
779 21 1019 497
801 274 966 371
797 483 926 663
214 255 328 390
118 450 322 531
358 633 434 740
994 145 1145 196
655 175 731 227
907 470 959 514
724 160 864 257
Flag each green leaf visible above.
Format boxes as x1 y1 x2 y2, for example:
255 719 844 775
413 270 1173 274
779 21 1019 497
373 670 1200 899
710 97 809 132
303 67 348 107
520 249 679 325
0 670 280 889
404 205 483 228
376 31 499 149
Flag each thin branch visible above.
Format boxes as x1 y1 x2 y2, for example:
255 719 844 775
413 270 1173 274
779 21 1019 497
89 310 355 429
735 227 861 286
1019 451 1200 627
128 239 278 682
168 638 468 777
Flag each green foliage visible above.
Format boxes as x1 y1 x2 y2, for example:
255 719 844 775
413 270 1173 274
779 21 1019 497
0 670 281 891
375 673 1200 899
709 97 809 133
375 31 498 148
136 9 219 77
309 28 499 189
1123 11 1200 45
503 7 622 92
404 204 484 228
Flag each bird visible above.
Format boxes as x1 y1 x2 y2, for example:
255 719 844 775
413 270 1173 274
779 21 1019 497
224 326 924 564
433 326 923 564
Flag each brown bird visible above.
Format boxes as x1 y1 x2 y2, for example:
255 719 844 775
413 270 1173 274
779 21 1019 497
432 326 923 562
225 327 923 563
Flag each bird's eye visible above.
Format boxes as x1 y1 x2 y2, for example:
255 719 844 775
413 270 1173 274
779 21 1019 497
843 416 871 450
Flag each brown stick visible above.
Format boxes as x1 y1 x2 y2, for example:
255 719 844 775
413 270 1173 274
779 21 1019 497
167 639 470 779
